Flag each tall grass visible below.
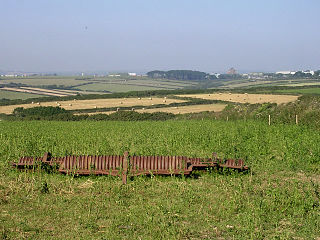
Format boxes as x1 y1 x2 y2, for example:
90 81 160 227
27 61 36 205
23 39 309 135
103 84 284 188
0 120 319 239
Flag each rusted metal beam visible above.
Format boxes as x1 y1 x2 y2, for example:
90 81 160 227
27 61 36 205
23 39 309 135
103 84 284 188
11 151 249 183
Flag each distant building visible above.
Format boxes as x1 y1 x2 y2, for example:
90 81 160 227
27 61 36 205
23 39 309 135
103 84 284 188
128 73 137 76
210 73 220 78
4 74 17 77
303 70 314 75
227 68 237 75
250 72 264 76
242 73 249 78
276 71 296 75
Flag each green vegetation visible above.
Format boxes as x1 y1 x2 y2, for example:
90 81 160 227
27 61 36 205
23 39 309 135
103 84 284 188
147 70 215 80
276 87 320 95
1 106 176 121
0 120 319 239
0 90 44 100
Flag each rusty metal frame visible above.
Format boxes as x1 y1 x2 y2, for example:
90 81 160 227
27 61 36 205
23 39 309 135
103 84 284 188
11 152 249 184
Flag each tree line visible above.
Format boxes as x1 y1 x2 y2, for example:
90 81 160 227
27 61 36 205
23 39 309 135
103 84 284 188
147 70 243 81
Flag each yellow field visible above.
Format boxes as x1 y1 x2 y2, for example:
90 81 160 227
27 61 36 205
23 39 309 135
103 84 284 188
0 97 185 114
177 93 299 104
78 104 227 115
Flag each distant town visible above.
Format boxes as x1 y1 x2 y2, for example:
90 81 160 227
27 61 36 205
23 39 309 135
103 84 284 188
0 67 319 80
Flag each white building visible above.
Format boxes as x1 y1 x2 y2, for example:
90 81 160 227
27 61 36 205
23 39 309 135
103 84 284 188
303 70 314 75
276 71 296 75
128 73 137 76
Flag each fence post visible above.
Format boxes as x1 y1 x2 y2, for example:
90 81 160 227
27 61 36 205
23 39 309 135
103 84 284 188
268 115 271 126
122 151 128 184
296 115 298 125
227 116 229 121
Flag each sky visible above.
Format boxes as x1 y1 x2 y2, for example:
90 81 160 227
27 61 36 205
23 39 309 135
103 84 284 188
0 0 319 73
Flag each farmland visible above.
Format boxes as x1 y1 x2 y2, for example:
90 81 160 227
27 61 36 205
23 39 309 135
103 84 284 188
136 104 227 114
0 92 301 116
84 104 227 115
276 87 320 95
0 97 185 114
0 75 197 99
1 74 319 100
0 90 44 100
0 120 319 239
177 93 299 104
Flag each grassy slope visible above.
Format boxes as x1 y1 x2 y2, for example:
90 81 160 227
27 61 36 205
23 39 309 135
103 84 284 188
0 121 319 239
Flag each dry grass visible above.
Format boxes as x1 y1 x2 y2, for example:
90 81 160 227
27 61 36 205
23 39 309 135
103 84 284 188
76 104 227 115
177 93 299 104
0 97 185 114
137 104 227 114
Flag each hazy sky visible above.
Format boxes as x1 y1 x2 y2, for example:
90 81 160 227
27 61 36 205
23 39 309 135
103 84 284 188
1 0 319 73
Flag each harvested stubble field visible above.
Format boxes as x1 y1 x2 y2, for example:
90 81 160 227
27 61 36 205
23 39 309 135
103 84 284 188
136 104 226 114
177 93 299 104
0 97 185 114
0 120 319 239
81 104 227 116
1 87 75 97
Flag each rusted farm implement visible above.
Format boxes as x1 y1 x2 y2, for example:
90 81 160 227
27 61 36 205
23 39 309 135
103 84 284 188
11 152 249 184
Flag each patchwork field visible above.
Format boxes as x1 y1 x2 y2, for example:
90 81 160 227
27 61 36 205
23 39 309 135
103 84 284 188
0 97 185 114
1 75 319 101
0 76 197 98
0 121 319 239
177 93 299 104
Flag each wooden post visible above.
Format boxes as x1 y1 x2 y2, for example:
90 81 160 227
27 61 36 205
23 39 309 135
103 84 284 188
227 116 229 121
122 151 128 184
296 115 298 125
268 115 271 126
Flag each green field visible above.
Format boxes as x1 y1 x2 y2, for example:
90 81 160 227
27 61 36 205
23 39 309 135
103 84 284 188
0 90 45 100
276 87 320 95
0 120 319 239
77 83 166 92
1 76 86 87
